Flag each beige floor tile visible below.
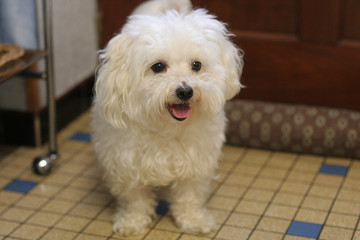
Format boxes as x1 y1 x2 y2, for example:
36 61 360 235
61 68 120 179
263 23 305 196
207 196 238 211
235 200 268 215
208 209 230 224
40 228 77 240
55 215 90 231
314 174 344 188
27 211 62 227
0 165 25 178
75 233 108 240
0 191 23 205
267 152 296 170
265 204 297 220
144 229 180 240
347 167 360 179
82 191 113 206
319 226 353 240
252 177 282 191
56 187 89 202
222 145 245 162
286 171 316 184
302 196 333 211
279 182 310 195
0 177 12 189
15 195 49 210
215 184 246 198
325 157 351 166
353 231 360 240
225 212 260 229
218 162 237 173
42 199 76 214
96 206 114 222
243 188 275 203
180 234 212 240
69 202 104 218
249 230 283 240
295 209 327 224
325 212 358 229
343 178 360 191
224 173 254 187
11 224 48 239
233 163 262 176
83 220 113 237
256 217 291 233
292 158 322 173
1 207 34 222
69 176 100 190
155 215 180 232
0 219 19 236
337 188 360 202
272 192 303 207
29 183 62 198
259 167 288 180
215 226 251 240
43 172 75 186
332 200 360 215
308 185 339 199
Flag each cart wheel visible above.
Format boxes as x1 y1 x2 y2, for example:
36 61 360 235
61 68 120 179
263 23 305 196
32 153 58 175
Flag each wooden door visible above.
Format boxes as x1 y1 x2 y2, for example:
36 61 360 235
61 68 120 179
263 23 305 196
100 0 360 111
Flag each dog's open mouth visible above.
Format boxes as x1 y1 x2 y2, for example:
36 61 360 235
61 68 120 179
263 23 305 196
168 104 191 121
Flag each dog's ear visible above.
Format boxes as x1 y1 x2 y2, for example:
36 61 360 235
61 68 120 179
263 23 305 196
219 37 244 100
94 33 131 128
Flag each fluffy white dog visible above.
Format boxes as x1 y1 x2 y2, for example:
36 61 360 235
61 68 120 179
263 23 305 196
92 0 243 236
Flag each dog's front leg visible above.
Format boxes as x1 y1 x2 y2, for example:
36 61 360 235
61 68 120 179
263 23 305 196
170 178 216 234
113 187 156 236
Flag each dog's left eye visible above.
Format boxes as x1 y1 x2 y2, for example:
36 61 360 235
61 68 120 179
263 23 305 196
151 62 166 73
192 61 202 72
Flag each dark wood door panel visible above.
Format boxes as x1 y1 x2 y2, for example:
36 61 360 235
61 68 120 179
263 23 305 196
99 0 360 112
193 0 298 34
237 37 360 111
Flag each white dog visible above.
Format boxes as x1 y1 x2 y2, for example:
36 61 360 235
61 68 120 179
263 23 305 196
92 0 243 236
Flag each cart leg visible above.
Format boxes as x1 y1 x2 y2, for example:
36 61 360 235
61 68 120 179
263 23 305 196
33 0 59 175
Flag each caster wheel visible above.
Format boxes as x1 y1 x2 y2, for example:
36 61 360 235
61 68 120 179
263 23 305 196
32 152 59 175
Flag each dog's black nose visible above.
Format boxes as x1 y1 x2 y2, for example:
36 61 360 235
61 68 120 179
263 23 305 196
176 86 193 101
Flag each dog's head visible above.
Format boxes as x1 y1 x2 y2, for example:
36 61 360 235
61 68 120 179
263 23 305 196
95 9 244 128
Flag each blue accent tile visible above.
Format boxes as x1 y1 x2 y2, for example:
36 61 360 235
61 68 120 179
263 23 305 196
4 179 38 194
155 200 170 215
287 221 322 238
319 163 348 176
70 132 91 142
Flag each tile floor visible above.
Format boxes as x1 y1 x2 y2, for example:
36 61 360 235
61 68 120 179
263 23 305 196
1 111 360 240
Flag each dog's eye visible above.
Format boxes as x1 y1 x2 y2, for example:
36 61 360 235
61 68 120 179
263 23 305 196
151 62 166 73
192 61 202 72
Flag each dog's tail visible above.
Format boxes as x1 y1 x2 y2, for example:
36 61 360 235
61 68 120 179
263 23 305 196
131 0 192 15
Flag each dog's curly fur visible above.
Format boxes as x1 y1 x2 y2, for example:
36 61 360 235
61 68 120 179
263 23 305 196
91 0 243 236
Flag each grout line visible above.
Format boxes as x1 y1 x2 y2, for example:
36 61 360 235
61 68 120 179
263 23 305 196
212 149 274 239
316 158 354 240
246 153 300 240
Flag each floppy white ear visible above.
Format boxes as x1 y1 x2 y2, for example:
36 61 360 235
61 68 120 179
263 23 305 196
94 34 131 128
220 37 244 100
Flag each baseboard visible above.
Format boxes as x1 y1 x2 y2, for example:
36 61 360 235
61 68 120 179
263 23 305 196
0 76 94 147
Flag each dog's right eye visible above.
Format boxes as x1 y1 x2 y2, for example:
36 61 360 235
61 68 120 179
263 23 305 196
151 62 166 73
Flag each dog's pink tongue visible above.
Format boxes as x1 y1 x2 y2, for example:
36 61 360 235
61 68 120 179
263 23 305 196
170 104 191 119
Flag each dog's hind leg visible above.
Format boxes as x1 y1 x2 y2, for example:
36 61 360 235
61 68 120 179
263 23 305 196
170 178 217 234
112 187 157 236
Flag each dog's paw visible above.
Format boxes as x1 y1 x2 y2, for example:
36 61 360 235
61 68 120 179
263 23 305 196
174 209 217 234
113 212 153 236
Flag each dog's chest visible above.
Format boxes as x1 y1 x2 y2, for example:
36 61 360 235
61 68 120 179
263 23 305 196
134 134 220 186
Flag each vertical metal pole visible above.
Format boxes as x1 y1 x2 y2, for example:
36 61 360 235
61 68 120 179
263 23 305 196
43 0 57 156
32 0 58 175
